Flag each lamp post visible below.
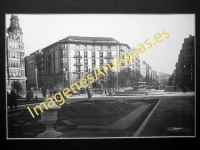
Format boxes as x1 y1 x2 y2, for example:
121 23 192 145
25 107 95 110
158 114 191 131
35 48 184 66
62 68 69 88
35 66 38 91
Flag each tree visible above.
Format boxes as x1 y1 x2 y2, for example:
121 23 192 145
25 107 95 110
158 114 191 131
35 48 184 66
135 70 143 81
107 71 117 88
11 80 23 95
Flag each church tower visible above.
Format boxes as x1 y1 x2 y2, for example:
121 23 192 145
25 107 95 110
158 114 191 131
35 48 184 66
6 14 26 93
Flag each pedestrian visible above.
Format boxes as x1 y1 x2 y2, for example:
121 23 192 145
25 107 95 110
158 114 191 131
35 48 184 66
174 86 176 92
10 89 17 110
26 93 31 103
88 90 91 98
35 95 38 102
184 87 187 94
110 88 113 97
7 91 11 110
46 88 50 97
50 90 53 97
105 89 107 95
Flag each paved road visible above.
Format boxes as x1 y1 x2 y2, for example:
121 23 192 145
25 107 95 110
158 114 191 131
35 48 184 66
140 95 195 137
10 91 195 110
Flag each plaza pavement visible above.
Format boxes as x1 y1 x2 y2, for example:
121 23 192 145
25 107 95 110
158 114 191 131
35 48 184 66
8 90 195 137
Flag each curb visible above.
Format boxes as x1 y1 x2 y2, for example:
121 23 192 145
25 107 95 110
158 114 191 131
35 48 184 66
133 99 160 137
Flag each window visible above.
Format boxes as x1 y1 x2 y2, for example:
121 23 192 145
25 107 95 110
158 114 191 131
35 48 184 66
84 52 87 57
80 45 85 49
120 45 124 49
63 58 67 63
70 44 75 48
99 52 103 58
95 45 100 50
63 50 67 57
92 59 96 65
84 59 88 65
75 51 80 56
15 43 17 49
111 46 117 50
103 46 108 50
76 66 81 72
9 42 11 48
12 42 14 49
100 59 103 65
76 59 80 64
87 45 92 49
84 66 88 72
107 52 112 57
92 52 95 58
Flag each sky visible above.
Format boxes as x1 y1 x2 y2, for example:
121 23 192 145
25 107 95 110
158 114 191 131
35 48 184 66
5 14 195 74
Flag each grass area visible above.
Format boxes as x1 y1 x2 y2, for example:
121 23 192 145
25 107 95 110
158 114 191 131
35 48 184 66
57 100 142 126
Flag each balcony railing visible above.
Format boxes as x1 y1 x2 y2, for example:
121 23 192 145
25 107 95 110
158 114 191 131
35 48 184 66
104 55 114 59
119 48 125 52
73 55 82 58
74 62 82 66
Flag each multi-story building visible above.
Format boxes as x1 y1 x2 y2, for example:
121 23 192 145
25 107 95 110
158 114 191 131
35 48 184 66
28 36 131 90
173 35 195 90
6 15 26 92
25 49 41 90
140 60 147 79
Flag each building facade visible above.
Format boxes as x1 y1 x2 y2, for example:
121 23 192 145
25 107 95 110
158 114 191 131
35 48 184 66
25 49 41 90
173 35 195 91
6 15 26 92
27 36 132 90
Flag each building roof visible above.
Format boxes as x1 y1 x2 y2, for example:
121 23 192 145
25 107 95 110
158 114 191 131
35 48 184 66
41 36 131 52
59 36 120 43
7 15 23 34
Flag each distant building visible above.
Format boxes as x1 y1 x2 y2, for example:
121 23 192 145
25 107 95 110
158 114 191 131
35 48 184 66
6 15 26 92
140 60 147 79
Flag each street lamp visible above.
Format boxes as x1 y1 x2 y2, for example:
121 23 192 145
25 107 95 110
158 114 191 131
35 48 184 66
34 66 38 91
61 68 67 88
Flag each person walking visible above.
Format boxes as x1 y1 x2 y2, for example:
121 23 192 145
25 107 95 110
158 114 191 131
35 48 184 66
26 92 31 102
110 88 113 97
174 86 176 92
184 87 187 94
35 95 38 103
88 90 91 98
7 91 11 110
50 90 53 97
10 89 17 110
46 88 50 97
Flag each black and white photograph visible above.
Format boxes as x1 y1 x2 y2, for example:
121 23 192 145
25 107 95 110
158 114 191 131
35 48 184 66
6 14 195 139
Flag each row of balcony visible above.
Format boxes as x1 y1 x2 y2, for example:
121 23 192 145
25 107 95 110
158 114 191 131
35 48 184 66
62 47 125 51
73 63 105 66
73 55 114 59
